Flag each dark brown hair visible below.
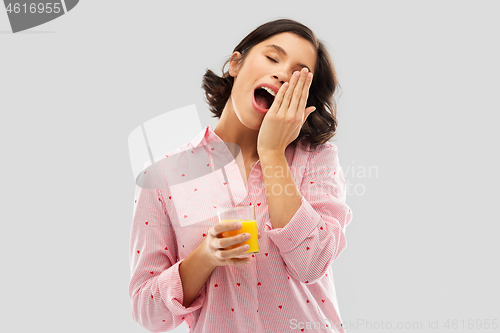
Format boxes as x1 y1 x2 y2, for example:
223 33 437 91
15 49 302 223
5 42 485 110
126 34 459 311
201 18 342 152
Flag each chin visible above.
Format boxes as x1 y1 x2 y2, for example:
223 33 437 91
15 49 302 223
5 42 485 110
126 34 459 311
241 117 262 131
233 102 263 130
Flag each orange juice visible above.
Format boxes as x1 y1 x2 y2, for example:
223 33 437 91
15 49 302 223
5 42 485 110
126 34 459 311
219 219 259 254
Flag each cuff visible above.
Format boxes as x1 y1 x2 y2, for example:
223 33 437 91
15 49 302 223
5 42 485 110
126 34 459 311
157 259 206 316
265 196 322 253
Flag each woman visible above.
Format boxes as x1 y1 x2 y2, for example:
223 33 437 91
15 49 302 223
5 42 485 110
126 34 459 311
129 18 353 332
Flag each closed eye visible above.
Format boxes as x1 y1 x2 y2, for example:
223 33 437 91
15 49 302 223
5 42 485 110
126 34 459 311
266 56 277 63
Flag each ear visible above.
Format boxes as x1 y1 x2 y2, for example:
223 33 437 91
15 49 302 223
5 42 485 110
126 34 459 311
229 51 242 77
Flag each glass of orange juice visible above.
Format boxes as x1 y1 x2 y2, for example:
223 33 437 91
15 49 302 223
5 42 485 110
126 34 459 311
217 205 259 257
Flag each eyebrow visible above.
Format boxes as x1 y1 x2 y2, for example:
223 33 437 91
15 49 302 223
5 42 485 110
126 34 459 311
264 44 312 73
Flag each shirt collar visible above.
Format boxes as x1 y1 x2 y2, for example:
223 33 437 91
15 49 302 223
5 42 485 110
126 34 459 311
190 124 309 152
190 124 224 148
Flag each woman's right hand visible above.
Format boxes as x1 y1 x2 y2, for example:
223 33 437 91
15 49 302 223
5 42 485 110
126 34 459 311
199 221 261 267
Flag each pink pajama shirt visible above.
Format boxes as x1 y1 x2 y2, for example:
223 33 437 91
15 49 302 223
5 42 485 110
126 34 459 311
129 125 353 332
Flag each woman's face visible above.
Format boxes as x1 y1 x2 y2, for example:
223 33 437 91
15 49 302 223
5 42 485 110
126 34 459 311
228 32 317 130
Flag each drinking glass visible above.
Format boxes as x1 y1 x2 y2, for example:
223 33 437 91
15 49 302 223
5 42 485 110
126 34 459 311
217 205 259 256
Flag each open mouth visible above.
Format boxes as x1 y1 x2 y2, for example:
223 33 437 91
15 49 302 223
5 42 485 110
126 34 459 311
253 87 276 111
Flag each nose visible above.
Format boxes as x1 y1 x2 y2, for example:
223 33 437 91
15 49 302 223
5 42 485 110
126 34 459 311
272 75 285 86
273 75 285 85
272 69 292 86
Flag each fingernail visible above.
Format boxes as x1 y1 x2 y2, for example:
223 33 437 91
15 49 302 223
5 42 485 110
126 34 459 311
294 71 300 78
235 222 242 228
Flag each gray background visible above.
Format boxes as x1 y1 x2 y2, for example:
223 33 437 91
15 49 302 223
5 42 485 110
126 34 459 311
1 1 499 332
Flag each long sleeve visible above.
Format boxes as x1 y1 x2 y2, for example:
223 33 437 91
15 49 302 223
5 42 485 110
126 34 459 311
129 180 206 332
264 144 353 284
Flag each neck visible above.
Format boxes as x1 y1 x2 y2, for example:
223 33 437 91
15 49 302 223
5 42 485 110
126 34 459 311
213 97 260 160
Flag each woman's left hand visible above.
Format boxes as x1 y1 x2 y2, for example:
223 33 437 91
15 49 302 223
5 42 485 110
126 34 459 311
257 67 316 156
